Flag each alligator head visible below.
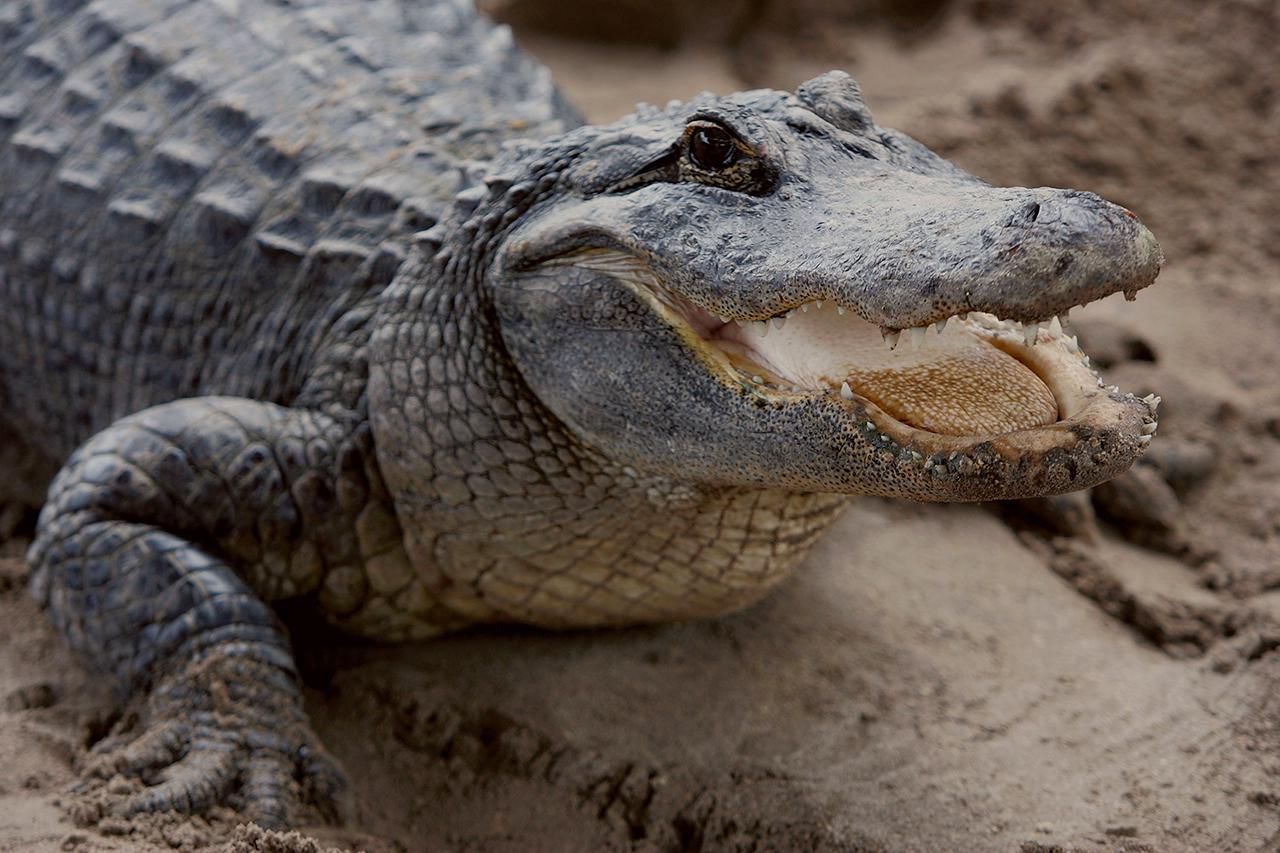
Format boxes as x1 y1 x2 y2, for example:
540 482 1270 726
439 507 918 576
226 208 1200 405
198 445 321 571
407 72 1163 504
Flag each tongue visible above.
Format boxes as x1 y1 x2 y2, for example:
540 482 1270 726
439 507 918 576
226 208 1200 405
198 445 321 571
843 344 1058 434
718 309 1058 436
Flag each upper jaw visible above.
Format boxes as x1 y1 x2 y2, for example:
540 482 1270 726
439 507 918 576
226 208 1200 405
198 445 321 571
687 196 1164 333
506 180 1163 337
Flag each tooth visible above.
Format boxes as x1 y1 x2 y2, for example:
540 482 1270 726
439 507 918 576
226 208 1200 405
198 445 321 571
1143 394 1162 413
801 304 810 313
1058 309 1070 326
881 329 901 350
753 321 769 337
1141 421 1158 435
836 305 846 315
815 300 824 309
1137 434 1153 446
840 382 854 400
958 312 969 321
936 317 949 334
772 316 787 330
1048 315 1062 335
1108 385 1120 393
1024 322 1039 346
734 319 744 327
910 327 926 349
752 375 764 384
717 314 731 324
1124 289 1138 301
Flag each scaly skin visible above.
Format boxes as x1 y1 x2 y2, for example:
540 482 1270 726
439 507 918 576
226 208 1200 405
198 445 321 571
1 0 1161 828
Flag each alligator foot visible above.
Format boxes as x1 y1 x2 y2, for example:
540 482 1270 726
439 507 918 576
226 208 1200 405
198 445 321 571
71 654 350 830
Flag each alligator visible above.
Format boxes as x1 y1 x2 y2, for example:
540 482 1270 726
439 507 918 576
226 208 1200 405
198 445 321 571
0 0 1161 829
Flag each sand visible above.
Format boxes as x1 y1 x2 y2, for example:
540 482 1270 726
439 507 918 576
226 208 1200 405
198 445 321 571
2 0 1279 850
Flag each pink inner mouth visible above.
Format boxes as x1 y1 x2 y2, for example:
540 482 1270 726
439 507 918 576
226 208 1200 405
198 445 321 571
557 248 1069 437
693 301 1059 436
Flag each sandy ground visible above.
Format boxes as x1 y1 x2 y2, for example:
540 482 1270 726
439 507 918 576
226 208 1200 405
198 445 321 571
3 0 1280 850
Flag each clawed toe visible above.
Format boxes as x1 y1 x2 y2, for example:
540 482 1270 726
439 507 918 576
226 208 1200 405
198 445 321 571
80 718 186 784
299 742 354 825
121 734 239 818
71 697 349 829
74 724 349 829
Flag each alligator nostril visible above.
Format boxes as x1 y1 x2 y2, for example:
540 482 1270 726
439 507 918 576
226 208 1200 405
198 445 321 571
1026 201 1042 223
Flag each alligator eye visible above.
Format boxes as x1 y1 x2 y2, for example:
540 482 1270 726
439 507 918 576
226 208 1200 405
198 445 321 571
688 123 739 170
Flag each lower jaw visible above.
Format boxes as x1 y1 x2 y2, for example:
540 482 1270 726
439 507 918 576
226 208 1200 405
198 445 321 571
706 337 1156 502
601 264 1158 483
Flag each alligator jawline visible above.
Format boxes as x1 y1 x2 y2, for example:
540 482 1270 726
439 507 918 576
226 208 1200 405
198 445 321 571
552 248 1156 447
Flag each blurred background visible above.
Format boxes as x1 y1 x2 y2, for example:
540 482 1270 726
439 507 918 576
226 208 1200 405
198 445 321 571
482 0 1279 279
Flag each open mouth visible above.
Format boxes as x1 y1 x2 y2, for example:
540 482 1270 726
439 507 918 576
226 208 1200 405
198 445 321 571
558 249 1159 453
705 307 1070 434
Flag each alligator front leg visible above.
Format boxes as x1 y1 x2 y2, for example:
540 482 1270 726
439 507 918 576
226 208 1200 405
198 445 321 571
29 398 368 827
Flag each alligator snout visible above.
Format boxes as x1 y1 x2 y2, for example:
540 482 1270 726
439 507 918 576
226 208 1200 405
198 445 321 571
1013 188 1135 232
966 186 1163 324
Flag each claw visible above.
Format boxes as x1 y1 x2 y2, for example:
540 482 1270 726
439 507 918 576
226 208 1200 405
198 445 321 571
121 736 238 819
240 751 297 829
82 718 185 782
67 655 348 829
300 743 354 825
